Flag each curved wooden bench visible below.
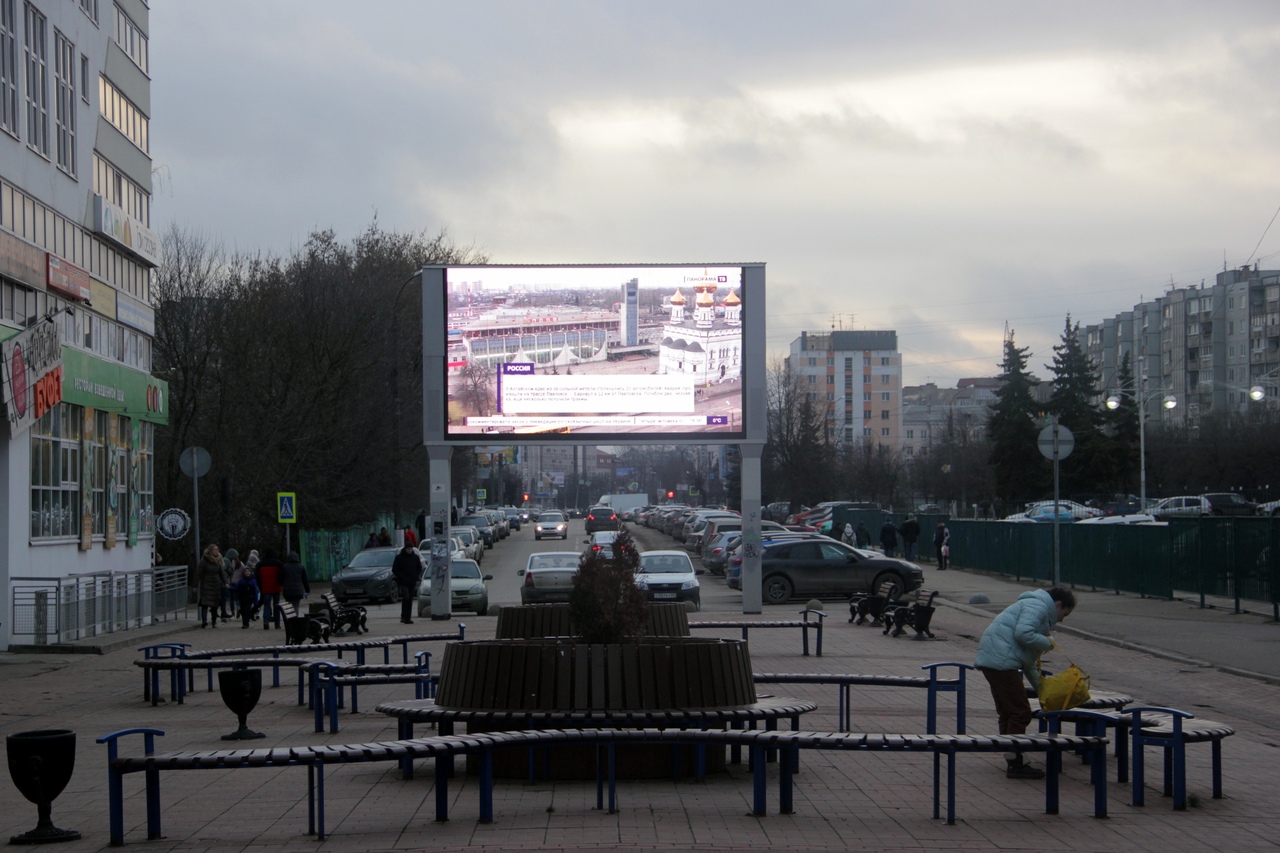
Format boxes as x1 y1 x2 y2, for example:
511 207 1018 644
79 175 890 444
134 656 332 707
689 608 826 656
309 654 436 732
753 662 974 733
493 603 690 639
97 716 1108 843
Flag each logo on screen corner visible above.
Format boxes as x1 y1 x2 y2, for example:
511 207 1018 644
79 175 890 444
501 363 536 375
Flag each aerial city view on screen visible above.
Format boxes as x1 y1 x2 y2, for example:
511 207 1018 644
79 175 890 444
445 266 745 438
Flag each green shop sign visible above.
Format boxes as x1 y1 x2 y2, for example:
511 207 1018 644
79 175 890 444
60 348 168 424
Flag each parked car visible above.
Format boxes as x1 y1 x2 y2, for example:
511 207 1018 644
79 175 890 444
634 550 701 610
1202 493 1257 516
482 508 510 538
533 510 570 540
702 531 741 575
331 546 420 604
751 537 923 605
500 506 523 531
1151 496 1212 520
584 505 620 533
1023 500 1102 520
450 526 484 562
518 551 581 603
417 558 492 617
1076 514 1159 525
1257 499 1280 517
457 513 496 548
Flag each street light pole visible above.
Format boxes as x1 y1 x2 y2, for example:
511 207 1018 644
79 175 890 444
1107 372 1176 507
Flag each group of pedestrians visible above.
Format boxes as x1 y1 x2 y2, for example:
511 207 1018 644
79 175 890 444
193 544 309 629
842 514 950 568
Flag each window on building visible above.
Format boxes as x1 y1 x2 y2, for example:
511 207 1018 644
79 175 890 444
93 152 150 224
0 0 16 136
881 410 889 420
24 2 48 156
79 54 87 102
807 357 816 366
881 357 889 365
845 427 853 443
863 357 871 366
826 375 834 384
98 74 147 152
863 373 871 383
863 410 871 420
905 446 914 457
806 392 816 402
881 427 890 437
54 30 74 175
826 357 834 366
881 392 890 401
807 374 815 384
881 374 890 384
907 429 914 438
826 392 834 401
863 427 872 436
113 4 147 74
844 358 853 370
30 403 80 538
79 0 97 23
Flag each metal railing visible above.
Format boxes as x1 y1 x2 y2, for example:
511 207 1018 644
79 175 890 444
9 565 189 645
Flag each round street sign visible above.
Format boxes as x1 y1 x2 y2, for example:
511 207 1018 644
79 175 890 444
156 508 192 541
179 446 211 478
1037 425 1075 460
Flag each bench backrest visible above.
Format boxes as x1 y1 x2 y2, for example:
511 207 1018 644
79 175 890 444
913 589 937 607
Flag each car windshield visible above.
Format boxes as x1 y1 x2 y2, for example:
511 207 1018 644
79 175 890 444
346 550 395 568
452 528 475 542
637 554 692 574
539 513 565 522
528 554 579 569
460 516 488 525
451 562 481 580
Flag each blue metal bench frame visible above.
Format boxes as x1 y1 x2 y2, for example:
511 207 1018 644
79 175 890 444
689 608 826 655
98 717 1107 844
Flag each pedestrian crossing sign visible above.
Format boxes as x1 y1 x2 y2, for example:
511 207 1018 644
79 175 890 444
277 492 297 524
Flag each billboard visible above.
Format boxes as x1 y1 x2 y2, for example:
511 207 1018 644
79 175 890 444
439 265 749 441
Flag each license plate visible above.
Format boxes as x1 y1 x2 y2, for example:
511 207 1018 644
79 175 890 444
654 593 677 599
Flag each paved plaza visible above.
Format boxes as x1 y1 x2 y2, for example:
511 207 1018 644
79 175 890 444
2 561 1279 852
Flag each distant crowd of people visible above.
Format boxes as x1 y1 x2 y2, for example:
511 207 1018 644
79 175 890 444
193 544 309 629
842 514 950 568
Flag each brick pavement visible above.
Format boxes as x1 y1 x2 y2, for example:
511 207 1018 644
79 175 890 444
3 564 1280 851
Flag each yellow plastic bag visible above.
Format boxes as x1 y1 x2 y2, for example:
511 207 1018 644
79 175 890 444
1037 663 1091 711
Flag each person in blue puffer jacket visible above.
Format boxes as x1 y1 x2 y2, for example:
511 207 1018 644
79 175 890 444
975 587 1076 779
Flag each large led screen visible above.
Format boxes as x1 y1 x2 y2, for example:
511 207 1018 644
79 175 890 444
443 265 746 440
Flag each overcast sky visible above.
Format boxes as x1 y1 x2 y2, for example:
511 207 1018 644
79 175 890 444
150 1 1280 387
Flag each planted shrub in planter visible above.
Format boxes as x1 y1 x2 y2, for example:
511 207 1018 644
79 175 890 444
568 526 649 644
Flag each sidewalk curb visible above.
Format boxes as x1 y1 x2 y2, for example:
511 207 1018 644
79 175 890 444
935 597 1280 688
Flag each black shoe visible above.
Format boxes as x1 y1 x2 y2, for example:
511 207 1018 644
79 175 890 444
1006 760 1045 780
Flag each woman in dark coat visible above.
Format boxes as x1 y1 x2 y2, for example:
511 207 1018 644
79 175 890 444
195 543 229 628
279 551 311 609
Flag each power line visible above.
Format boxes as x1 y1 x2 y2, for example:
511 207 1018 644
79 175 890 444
1246 202 1280 265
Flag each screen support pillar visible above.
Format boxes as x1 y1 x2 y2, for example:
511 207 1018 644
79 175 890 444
427 444 453 620
740 442 764 613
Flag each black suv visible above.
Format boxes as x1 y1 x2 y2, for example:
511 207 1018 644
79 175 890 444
1203 493 1257 516
584 505 620 533
758 537 923 605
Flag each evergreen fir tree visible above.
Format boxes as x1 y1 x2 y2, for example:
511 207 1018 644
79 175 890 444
987 334 1046 505
1046 315 1107 495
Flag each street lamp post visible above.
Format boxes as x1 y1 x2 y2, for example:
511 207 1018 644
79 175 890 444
1106 377 1177 506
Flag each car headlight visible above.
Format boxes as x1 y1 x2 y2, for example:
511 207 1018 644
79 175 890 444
681 580 696 590
375 569 393 580
635 577 649 589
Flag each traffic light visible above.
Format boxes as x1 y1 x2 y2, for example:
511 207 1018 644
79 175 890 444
522 493 529 502
667 490 675 499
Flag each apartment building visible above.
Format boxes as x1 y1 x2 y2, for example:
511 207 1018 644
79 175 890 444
0 0 164 647
788 330 902 449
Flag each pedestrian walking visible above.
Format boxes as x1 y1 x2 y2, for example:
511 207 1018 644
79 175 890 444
392 541 423 624
195 544 229 628
279 551 310 610
415 509 428 544
842 523 855 545
403 525 419 548
364 531 379 549
854 522 871 549
220 548 243 619
233 556 261 629
899 514 922 561
934 520 951 570
975 587 1076 779
879 518 899 558
257 548 284 629
377 526 393 547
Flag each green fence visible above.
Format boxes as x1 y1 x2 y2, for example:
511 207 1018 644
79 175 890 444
299 512 397 582
944 516 1280 619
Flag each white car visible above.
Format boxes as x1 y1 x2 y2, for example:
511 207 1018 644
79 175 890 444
418 558 492 617
634 550 701 610
534 511 570 540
